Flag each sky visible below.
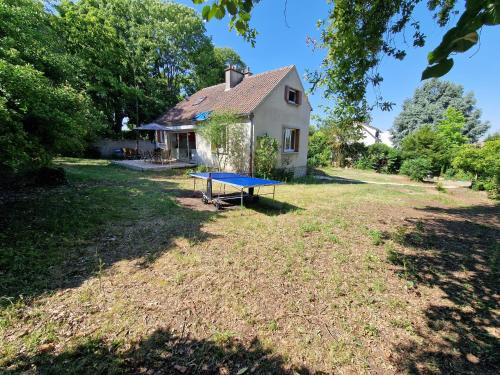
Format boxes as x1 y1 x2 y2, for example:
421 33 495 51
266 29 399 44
178 0 499 134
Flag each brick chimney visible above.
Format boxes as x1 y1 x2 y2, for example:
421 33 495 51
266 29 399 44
243 66 252 78
225 65 244 91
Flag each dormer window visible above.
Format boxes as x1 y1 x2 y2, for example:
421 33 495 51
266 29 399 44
285 86 301 106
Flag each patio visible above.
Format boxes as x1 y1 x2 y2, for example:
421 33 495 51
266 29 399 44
112 159 196 171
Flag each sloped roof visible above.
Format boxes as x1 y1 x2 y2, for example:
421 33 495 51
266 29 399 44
156 65 295 124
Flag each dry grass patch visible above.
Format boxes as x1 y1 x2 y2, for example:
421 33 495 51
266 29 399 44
1 159 498 374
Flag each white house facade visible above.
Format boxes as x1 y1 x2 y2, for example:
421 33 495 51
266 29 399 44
152 65 311 177
360 124 393 147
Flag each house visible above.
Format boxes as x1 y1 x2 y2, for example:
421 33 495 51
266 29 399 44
152 65 311 177
360 124 393 147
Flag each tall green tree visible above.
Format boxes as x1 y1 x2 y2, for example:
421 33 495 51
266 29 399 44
195 47 246 88
400 106 469 174
391 79 489 146
57 0 215 132
0 0 103 175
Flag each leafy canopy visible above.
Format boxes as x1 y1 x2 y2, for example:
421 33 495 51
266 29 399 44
0 0 103 175
400 107 469 174
391 79 489 146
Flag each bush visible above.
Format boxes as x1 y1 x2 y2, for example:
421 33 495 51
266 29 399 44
271 167 294 182
355 156 372 170
357 143 401 173
307 129 331 167
400 158 433 181
453 138 499 198
255 134 279 178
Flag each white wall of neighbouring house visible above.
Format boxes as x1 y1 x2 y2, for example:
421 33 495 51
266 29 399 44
252 68 311 177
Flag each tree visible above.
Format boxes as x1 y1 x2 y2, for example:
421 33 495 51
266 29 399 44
391 80 489 146
0 0 103 176
195 47 246 88
197 111 248 172
400 107 469 175
314 107 364 167
58 0 215 132
194 0 499 122
453 138 500 196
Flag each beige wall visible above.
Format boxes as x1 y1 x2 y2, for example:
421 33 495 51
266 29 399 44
252 68 311 177
195 122 251 173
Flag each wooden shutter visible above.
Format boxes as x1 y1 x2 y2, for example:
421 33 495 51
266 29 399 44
296 90 302 105
284 86 290 103
294 129 300 152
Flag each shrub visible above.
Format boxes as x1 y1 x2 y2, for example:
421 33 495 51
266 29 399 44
358 143 401 173
400 158 433 181
307 129 331 167
453 138 499 198
355 156 372 170
271 167 294 182
255 134 279 179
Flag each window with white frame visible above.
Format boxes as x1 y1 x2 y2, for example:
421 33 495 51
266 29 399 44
283 128 300 153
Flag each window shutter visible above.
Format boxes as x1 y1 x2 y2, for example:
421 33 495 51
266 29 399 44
294 129 300 152
296 90 302 105
284 86 290 103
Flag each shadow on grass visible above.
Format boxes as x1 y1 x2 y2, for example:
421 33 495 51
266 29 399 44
0 162 218 305
245 197 302 216
386 204 500 374
4 328 315 374
291 172 366 186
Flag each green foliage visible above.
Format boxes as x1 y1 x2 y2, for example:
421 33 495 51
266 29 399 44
453 138 500 197
392 80 489 146
254 134 279 179
194 0 259 46
400 158 433 181
197 111 247 172
363 143 401 174
58 0 217 132
307 128 331 167
196 47 246 88
400 107 469 175
0 0 103 175
313 107 365 167
424 1 500 79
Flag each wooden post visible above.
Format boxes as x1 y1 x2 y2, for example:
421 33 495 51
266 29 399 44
187 132 191 162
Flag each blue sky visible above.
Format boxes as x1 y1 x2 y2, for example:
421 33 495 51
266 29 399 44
178 0 499 134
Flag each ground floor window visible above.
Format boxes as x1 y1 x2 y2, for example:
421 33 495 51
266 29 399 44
283 128 300 153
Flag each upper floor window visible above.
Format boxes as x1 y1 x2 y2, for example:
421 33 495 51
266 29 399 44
285 86 301 106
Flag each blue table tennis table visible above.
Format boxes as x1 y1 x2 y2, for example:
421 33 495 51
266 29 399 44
190 172 283 209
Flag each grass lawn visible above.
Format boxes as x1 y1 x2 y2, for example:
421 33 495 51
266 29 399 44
1 159 498 374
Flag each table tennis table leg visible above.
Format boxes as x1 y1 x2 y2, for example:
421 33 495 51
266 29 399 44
240 189 244 208
273 185 276 202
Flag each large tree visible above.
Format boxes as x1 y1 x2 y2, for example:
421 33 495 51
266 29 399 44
194 0 499 121
194 47 246 89
391 79 489 146
57 0 215 133
0 0 103 175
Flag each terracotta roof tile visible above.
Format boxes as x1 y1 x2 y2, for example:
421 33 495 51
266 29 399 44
156 65 295 124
